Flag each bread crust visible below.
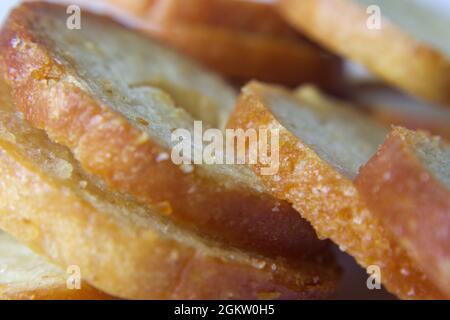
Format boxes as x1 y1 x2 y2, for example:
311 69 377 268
0 2 325 259
0 232 114 300
109 0 298 37
227 82 446 299
93 0 343 87
356 127 450 297
0 80 339 300
279 0 450 106
1 284 114 300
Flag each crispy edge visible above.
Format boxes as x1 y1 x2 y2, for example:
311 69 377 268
145 23 342 88
355 127 450 297
0 283 115 300
114 0 299 38
0 130 339 300
0 2 325 259
279 0 450 105
226 82 446 299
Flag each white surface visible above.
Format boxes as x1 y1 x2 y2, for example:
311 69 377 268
0 0 19 24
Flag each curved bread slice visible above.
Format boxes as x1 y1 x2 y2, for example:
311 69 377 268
0 81 338 299
356 127 450 297
80 0 342 87
1 2 324 259
0 232 112 300
350 84 450 141
279 0 450 106
107 0 298 37
227 82 446 299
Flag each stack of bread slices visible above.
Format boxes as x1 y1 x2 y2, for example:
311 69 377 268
0 0 448 300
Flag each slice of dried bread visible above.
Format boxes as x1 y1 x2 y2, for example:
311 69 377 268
227 82 446 299
350 84 450 141
71 0 342 87
0 232 112 300
279 0 450 106
356 127 450 297
0 80 339 299
107 0 298 37
1 2 324 259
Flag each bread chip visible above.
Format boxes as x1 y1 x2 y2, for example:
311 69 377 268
0 232 113 300
356 127 450 297
279 0 450 106
1 2 325 259
83 0 342 87
0 79 339 299
227 82 446 299
350 84 450 140
108 0 298 37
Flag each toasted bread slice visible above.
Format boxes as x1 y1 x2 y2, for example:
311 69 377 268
107 0 298 37
279 0 450 106
356 127 450 296
227 82 446 299
350 84 450 140
1 2 325 259
72 0 342 87
0 232 113 300
0 79 339 300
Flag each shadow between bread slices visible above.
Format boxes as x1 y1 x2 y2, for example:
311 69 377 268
356 127 450 297
226 82 447 299
348 84 450 141
0 232 114 300
0 2 326 260
279 0 450 106
0 78 339 299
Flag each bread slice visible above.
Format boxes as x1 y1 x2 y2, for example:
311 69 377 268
0 232 113 300
356 127 450 297
350 84 450 141
106 0 298 37
279 0 450 106
0 79 339 299
1 2 325 259
71 0 342 87
227 82 446 299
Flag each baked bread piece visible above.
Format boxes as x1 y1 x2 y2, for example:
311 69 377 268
1 2 324 259
107 0 298 37
279 0 450 106
0 232 113 300
0 80 339 300
227 82 446 299
78 0 342 87
356 127 450 297
350 84 450 140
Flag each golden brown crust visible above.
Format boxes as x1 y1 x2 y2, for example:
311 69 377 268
0 148 338 300
0 78 339 300
0 2 325 260
97 0 343 87
279 0 450 106
110 0 298 37
349 84 450 141
370 109 450 142
355 127 450 297
227 82 446 299
0 283 115 300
